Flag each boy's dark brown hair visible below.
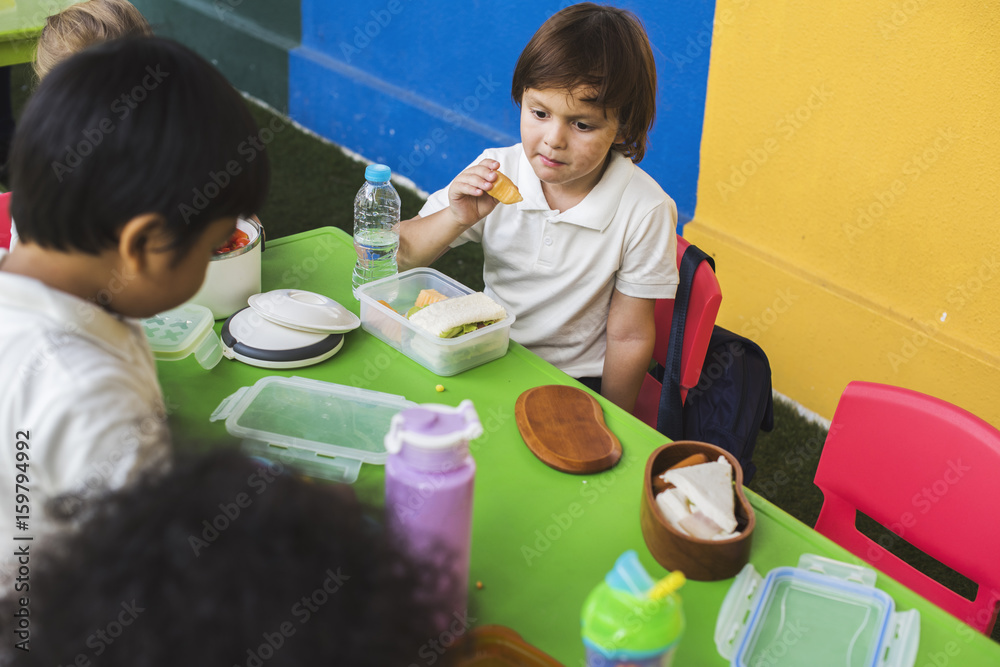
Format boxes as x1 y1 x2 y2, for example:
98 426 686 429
11 37 270 261
511 2 657 163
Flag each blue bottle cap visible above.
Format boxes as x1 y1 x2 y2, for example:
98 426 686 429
365 164 391 183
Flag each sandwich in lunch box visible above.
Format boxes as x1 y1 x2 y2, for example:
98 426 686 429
408 292 507 338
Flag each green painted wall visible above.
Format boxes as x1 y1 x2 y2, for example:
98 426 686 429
131 0 299 111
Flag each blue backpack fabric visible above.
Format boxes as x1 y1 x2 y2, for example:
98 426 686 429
655 244 774 482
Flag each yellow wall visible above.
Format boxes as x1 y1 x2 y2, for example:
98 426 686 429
685 1 1000 425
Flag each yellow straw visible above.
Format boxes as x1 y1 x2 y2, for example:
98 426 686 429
648 571 686 600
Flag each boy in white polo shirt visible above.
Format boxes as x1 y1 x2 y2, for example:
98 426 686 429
398 3 678 412
0 38 269 561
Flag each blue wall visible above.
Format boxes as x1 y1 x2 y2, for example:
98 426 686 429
290 1 716 226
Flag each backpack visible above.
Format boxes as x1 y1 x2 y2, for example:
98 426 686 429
655 244 774 482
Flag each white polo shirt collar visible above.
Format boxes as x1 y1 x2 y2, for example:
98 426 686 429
515 149 634 232
0 250 142 363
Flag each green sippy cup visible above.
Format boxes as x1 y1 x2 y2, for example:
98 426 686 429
581 550 686 666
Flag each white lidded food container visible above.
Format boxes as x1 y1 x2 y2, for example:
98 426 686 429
220 289 361 369
188 217 263 319
355 268 515 376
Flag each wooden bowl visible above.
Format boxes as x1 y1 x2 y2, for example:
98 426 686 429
640 441 756 581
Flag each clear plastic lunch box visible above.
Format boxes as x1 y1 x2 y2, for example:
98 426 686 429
355 267 515 376
209 375 414 483
715 554 920 667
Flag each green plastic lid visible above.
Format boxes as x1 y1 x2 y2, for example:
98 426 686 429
142 303 222 370
581 551 684 658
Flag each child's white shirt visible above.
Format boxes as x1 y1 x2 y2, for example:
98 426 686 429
419 144 679 377
0 251 170 577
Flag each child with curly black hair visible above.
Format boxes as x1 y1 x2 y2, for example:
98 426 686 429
1 449 461 665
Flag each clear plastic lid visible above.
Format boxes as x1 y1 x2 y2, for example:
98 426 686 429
210 376 415 483
141 303 222 370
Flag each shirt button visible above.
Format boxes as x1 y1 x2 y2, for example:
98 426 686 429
544 236 553 246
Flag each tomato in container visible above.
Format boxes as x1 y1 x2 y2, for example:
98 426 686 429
215 228 251 255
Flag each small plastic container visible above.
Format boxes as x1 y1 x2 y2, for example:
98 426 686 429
142 303 223 370
356 267 515 376
715 554 920 667
209 375 414 483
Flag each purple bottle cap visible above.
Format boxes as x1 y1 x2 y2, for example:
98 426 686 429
384 400 483 454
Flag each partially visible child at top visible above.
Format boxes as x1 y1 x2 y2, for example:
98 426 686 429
397 3 678 413
0 38 269 559
7 0 151 250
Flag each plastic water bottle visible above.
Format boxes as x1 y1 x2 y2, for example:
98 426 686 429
351 163 400 295
384 400 482 631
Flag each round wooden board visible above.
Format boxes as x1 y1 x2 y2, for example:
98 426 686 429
514 385 622 474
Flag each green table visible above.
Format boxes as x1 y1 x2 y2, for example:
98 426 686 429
157 228 1000 665
0 0 82 66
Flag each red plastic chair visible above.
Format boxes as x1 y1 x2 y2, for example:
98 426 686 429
0 192 11 250
633 237 722 427
814 381 1000 633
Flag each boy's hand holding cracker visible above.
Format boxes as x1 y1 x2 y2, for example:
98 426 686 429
397 159 524 270
446 159 520 228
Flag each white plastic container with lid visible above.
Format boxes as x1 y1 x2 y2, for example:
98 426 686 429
715 554 920 667
356 267 515 376
210 375 413 483
142 303 223 370
188 217 263 319
221 289 361 369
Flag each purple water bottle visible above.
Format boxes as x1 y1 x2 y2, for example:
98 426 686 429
384 400 482 630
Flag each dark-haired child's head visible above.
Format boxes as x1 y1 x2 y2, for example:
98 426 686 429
9 37 269 315
1 449 454 666
511 2 657 163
